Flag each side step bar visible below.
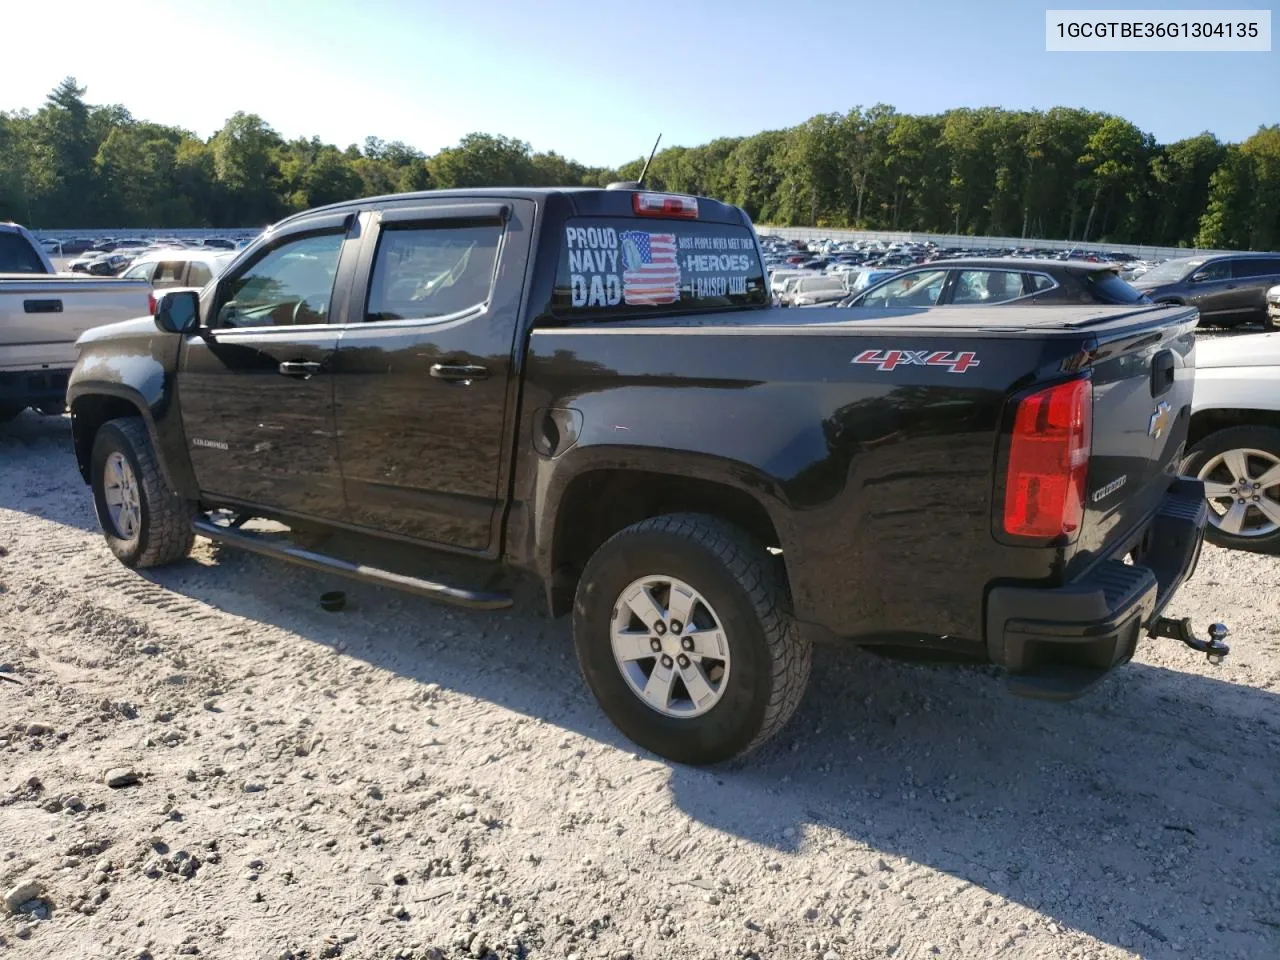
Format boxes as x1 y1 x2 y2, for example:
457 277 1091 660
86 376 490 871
191 518 513 611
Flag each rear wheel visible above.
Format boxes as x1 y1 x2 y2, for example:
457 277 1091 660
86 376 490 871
0 404 25 423
572 513 810 765
90 417 195 567
1183 425 1280 554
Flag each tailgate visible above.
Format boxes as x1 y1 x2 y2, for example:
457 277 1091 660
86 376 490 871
1072 306 1198 567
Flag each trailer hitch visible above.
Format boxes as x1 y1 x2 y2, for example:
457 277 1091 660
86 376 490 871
1147 617 1230 664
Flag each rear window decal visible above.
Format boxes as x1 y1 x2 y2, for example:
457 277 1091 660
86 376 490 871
556 219 766 314
620 231 679 305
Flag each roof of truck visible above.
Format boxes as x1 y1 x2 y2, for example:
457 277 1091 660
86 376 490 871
269 187 751 232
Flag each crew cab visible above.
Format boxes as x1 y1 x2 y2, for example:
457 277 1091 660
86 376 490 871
66 187 1226 764
1 222 151 421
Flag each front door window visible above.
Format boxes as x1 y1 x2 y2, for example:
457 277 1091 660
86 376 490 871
215 233 344 329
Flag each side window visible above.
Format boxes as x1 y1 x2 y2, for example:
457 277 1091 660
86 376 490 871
1232 258 1280 278
952 270 1025 305
365 224 502 322
1027 273 1056 292
1193 261 1231 282
186 261 213 288
214 232 344 329
152 261 185 286
860 270 947 308
121 261 157 281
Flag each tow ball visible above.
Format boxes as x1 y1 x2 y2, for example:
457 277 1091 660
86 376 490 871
1147 617 1231 664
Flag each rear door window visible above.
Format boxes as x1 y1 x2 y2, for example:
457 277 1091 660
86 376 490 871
186 261 214 288
552 218 767 317
1233 258 1280 278
950 270 1024 304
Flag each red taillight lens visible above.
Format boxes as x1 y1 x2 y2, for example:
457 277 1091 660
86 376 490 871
1003 378 1092 539
147 292 157 314
632 192 698 218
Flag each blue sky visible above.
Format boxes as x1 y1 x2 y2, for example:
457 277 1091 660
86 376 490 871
4 0 1276 167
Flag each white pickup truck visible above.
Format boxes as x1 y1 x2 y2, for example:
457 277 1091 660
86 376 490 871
1 222 151 420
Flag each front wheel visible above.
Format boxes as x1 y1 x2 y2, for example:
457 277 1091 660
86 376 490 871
90 417 195 568
1183 425 1280 554
572 514 811 765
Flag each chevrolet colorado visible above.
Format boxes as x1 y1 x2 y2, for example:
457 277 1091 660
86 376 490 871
66 187 1227 763
1 222 151 419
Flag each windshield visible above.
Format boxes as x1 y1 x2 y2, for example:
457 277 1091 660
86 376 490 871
0 232 48 273
1136 258 1198 284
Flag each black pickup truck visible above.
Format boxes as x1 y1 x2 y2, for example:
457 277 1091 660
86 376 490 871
66 186 1228 764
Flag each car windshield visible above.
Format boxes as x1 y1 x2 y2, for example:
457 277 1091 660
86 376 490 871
1137 258 1198 284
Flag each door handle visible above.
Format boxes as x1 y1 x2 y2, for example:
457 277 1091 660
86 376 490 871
430 363 489 384
278 360 323 378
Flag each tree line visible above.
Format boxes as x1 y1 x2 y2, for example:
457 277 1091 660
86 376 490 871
1 78 1275 250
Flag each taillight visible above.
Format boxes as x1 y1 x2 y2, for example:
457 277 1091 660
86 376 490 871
1003 378 1092 539
147 292 157 314
632 192 698 218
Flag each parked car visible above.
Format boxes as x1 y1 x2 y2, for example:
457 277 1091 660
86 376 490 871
836 259 1150 309
119 249 237 293
1268 284 1280 330
1130 253 1280 328
87 252 136 276
1184 331 1280 553
781 274 848 306
0 222 151 420
66 187 1224 764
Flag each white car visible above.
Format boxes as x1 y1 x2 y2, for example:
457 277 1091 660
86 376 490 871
118 248 237 292
1185 331 1280 552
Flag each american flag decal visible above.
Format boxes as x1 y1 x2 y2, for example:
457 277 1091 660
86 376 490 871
620 230 680 305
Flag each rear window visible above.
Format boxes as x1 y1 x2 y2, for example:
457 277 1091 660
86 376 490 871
0 232 47 273
1084 269 1147 304
552 218 767 317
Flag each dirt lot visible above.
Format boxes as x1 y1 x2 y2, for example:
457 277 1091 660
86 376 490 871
1 411 1278 960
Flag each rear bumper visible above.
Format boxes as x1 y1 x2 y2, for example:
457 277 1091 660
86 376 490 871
985 477 1206 700
0 368 71 407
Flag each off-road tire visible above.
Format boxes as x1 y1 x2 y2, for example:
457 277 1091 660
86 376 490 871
573 513 811 765
1183 424 1280 554
91 417 195 568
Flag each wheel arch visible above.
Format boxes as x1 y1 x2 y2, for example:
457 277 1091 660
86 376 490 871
1187 408 1280 450
70 388 165 486
540 462 789 618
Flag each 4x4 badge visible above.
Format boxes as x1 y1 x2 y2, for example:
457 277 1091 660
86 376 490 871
851 349 980 374
1148 401 1171 439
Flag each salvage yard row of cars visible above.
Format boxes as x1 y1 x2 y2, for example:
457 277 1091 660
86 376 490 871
2 192 1278 763
763 234 1280 330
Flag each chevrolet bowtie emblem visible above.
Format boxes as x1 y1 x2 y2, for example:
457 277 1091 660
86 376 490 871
1148 401 1172 439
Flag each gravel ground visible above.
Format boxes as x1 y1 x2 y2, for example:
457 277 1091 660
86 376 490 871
1 411 1278 960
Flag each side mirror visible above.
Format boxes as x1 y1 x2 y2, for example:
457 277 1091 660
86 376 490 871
1189 272 1211 284
154 290 200 334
